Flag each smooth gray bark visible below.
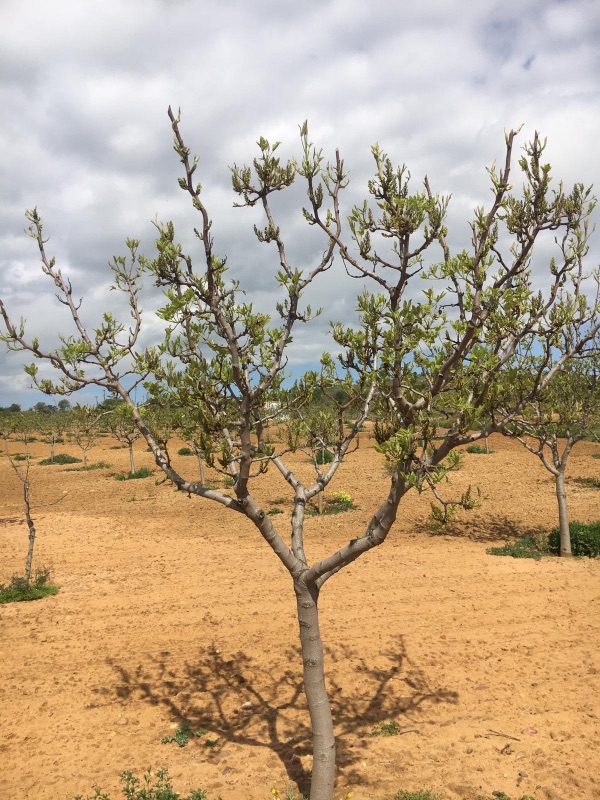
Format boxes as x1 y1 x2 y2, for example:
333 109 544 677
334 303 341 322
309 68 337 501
128 442 136 475
555 470 572 557
294 579 335 800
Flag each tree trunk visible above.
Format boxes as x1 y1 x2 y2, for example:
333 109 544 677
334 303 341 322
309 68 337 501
198 455 205 485
294 579 336 800
23 481 36 582
128 442 136 475
555 470 572 557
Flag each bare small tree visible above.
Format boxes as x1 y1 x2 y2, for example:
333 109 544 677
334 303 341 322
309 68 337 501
1 112 599 800
2 415 66 582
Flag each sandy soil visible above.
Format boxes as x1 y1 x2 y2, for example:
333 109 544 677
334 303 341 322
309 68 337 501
0 431 599 800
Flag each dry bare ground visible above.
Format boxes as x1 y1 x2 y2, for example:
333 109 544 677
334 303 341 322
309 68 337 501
0 432 599 800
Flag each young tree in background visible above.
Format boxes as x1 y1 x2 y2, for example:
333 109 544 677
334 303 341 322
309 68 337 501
69 406 102 467
106 402 142 475
1 415 66 582
34 409 71 462
1 112 599 800
493 351 600 556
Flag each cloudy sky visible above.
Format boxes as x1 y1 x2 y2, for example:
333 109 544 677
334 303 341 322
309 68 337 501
1 0 599 408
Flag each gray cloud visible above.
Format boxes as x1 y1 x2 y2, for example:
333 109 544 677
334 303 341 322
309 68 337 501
1 0 599 407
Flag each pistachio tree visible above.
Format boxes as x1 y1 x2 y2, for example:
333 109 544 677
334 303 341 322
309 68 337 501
1 111 599 800
106 402 142 475
491 351 600 556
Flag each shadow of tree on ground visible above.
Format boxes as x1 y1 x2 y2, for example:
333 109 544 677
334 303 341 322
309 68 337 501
419 514 549 544
99 635 458 795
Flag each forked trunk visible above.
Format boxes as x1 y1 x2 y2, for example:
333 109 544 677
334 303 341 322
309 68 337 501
555 470 572 557
294 579 336 800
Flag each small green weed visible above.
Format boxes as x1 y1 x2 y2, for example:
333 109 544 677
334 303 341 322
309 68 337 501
66 461 111 472
268 507 284 515
573 476 600 489
204 737 220 749
476 794 537 800
372 719 402 736
270 784 307 800
109 444 127 450
487 534 545 560
592 452 600 459
392 791 442 800
307 491 356 515
115 467 154 481
328 490 355 511
465 444 492 454
178 446 194 455
0 568 59 604
548 520 600 557
13 453 29 461
74 768 211 800
39 453 81 465
161 723 207 747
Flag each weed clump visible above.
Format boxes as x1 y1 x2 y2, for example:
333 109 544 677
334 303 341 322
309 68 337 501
315 449 333 465
66 461 111 472
39 453 81 465
372 719 402 736
0 568 59 604
161 722 207 747
465 443 492 454
74 768 209 800
548 521 600 558
487 534 547 560
115 467 153 481
573 476 600 489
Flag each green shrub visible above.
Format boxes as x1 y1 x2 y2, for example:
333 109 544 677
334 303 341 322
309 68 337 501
74 768 210 800
39 453 81 465
548 521 600 557
392 791 442 800
315 448 333 464
178 446 194 456
591 452 600 459
487 534 546 560
268 507 284 515
115 467 154 481
13 453 29 461
465 443 492 454
0 568 59 604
